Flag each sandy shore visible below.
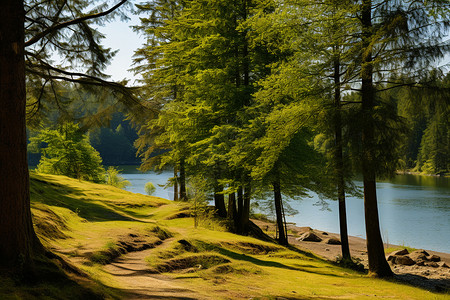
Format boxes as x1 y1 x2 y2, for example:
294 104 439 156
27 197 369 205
252 219 450 292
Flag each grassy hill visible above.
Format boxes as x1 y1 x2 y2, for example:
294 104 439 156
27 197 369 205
1 173 448 299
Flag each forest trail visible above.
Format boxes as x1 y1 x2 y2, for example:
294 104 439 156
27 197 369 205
102 238 207 300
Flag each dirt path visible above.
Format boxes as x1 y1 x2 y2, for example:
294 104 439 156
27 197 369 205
102 239 207 300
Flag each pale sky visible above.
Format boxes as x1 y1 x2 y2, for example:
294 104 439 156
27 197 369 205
100 13 143 84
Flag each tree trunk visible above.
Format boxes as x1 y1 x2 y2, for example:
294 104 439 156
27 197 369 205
240 182 251 235
361 0 392 278
214 186 227 218
333 57 351 260
236 186 244 233
179 157 187 201
0 0 41 273
173 166 178 201
227 192 237 220
273 179 288 245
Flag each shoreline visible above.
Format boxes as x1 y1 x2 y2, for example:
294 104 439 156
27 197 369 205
252 218 450 260
395 170 450 177
252 219 450 290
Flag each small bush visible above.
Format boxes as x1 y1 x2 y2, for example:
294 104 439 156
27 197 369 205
105 167 130 189
145 182 156 195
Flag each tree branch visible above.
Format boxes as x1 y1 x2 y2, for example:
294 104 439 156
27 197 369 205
25 0 127 47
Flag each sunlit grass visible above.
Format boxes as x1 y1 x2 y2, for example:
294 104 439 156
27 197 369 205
2 172 445 299
385 246 418 254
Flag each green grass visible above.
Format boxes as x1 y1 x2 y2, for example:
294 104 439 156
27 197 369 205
385 246 418 254
2 172 448 299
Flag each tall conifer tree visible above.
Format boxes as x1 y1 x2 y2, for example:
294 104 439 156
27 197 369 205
357 0 449 277
0 0 130 275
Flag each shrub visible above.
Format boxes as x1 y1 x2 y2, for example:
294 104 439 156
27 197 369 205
145 182 156 195
105 166 130 189
29 123 105 182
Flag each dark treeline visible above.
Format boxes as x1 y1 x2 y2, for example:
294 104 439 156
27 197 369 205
28 112 140 166
90 112 139 165
29 113 139 166
26 79 141 166
131 0 450 278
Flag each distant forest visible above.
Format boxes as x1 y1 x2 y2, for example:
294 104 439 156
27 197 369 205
27 84 449 175
28 111 140 166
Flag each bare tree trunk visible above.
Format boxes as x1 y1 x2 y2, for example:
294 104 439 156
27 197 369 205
227 192 237 220
0 0 42 273
273 179 288 245
173 166 178 201
361 0 392 278
214 185 227 218
240 182 251 235
333 57 351 260
236 186 244 233
179 157 187 201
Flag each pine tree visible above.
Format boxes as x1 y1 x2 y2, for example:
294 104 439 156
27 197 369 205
133 0 190 201
134 0 269 228
357 0 449 278
247 0 360 255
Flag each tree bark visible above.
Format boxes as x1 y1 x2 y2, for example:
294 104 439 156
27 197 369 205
227 192 237 220
239 182 251 235
236 186 244 233
0 0 42 272
273 179 288 245
333 57 351 260
179 157 187 201
173 166 178 201
214 185 227 218
361 0 392 278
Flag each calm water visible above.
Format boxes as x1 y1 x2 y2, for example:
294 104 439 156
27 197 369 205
119 166 450 253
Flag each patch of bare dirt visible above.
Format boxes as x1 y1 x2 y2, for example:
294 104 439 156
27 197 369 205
85 233 162 265
102 238 209 299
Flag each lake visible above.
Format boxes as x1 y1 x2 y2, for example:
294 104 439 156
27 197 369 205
119 166 450 253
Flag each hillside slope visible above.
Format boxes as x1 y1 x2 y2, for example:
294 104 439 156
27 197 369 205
1 173 448 299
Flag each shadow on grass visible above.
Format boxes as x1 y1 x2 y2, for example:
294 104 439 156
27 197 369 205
221 247 344 277
31 176 138 222
117 207 157 220
121 289 198 300
193 240 344 278
392 273 450 294
0 255 106 300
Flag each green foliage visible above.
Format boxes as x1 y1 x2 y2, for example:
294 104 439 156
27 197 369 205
187 176 220 230
29 123 105 182
145 182 156 195
385 71 450 175
132 0 450 253
416 115 449 175
105 167 131 189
